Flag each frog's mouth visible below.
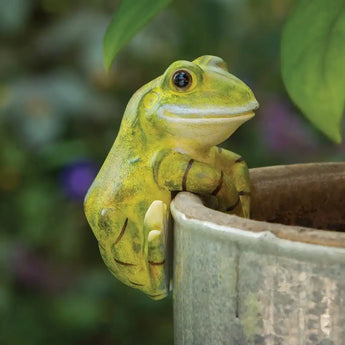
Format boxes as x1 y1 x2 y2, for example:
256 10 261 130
157 103 258 123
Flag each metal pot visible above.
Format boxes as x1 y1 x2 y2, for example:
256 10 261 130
171 163 345 345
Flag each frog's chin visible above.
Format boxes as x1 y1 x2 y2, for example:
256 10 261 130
157 105 256 146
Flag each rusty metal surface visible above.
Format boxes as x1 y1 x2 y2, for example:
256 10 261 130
171 163 345 345
250 163 345 232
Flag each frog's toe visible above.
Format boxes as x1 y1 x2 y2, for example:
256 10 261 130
147 229 168 297
145 200 167 263
148 230 165 264
144 200 169 296
239 192 251 218
144 200 168 232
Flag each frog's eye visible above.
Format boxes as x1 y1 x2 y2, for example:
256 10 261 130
172 70 192 90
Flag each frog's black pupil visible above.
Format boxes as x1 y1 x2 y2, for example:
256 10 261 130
173 71 190 89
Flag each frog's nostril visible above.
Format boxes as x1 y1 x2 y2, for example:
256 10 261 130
252 100 259 110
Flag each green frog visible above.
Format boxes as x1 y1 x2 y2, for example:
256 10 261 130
84 56 259 300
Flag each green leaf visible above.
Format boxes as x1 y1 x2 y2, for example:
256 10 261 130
103 0 172 70
281 0 345 143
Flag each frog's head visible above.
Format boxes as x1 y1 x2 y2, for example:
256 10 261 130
135 55 259 147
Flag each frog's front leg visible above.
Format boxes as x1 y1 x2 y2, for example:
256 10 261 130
215 148 251 218
144 200 169 300
153 150 239 212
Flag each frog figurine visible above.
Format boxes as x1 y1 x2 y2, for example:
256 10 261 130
84 55 259 300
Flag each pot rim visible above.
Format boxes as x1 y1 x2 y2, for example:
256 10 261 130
171 162 345 249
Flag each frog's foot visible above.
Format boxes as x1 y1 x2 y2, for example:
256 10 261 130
220 190 250 218
144 200 169 300
239 191 250 219
217 177 250 218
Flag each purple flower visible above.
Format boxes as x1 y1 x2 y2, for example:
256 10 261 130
60 160 97 200
259 98 318 153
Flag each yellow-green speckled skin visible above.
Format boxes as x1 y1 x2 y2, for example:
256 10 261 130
84 56 259 300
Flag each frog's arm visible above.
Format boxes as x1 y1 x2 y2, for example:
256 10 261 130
153 150 239 212
215 148 251 218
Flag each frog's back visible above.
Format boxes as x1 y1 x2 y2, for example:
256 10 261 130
84 135 170 238
84 133 170 293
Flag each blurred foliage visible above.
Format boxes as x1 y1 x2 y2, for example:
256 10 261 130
0 0 343 344
103 0 171 70
281 0 345 143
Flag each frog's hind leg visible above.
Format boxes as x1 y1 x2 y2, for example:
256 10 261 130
144 200 169 299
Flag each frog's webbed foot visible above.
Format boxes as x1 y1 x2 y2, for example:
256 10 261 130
218 181 250 218
214 149 251 218
144 200 169 300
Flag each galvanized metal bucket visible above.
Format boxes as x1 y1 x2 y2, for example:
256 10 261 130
171 163 345 345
